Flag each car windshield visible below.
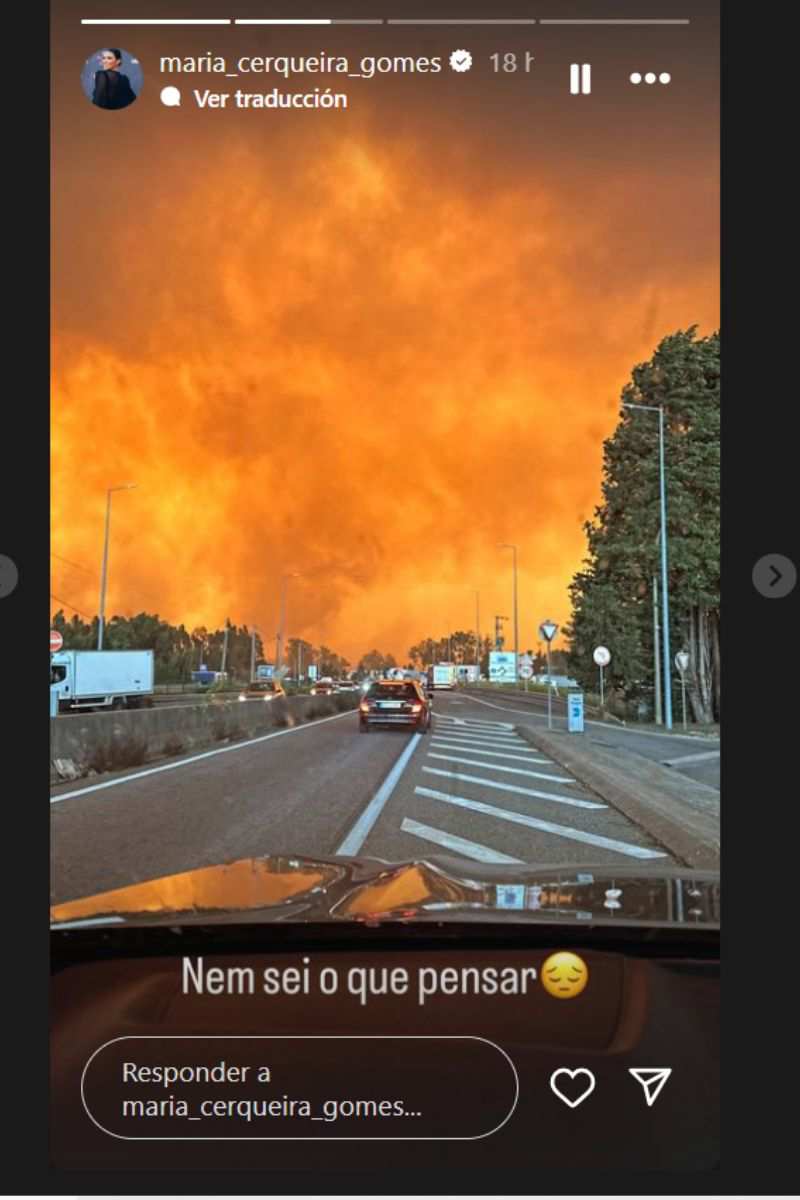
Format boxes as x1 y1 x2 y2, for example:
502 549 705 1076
50 14 719 928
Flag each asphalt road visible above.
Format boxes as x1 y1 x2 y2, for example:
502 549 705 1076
50 693 687 906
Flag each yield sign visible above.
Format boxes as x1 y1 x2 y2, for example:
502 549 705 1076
539 621 558 642
628 1068 672 1107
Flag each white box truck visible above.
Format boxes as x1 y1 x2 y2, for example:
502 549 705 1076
431 663 457 690
50 650 155 713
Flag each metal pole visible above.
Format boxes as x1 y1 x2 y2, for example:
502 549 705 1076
599 663 605 712
250 630 256 681
658 407 673 729
547 640 552 730
98 489 112 650
512 546 519 683
277 576 288 674
97 484 136 649
475 591 480 679
681 672 687 731
221 620 229 674
652 575 662 725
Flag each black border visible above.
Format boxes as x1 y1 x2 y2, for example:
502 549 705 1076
6 0 795 1192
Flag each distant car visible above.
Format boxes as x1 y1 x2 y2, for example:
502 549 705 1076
238 680 286 702
310 680 335 696
359 679 431 734
335 680 359 692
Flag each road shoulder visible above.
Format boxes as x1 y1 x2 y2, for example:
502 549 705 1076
514 726 720 871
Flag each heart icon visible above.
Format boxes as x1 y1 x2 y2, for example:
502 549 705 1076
550 1067 596 1108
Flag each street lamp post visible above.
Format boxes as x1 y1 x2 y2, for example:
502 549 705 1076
623 403 673 729
276 572 299 675
475 590 480 679
499 544 519 680
97 484 137 650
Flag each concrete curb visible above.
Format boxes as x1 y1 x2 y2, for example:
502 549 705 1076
515 725 720 871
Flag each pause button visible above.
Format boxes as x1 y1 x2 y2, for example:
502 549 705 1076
570 63 591 94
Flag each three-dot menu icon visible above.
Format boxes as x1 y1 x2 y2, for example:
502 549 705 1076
630 71 671 85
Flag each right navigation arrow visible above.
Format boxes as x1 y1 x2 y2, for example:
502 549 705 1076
770 564 782 587
628 1067 672 1107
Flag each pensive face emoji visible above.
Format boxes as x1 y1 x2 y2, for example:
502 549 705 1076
541 951 589 999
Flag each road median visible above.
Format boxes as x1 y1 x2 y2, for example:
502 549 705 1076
50 693 359 784
514 725 720 871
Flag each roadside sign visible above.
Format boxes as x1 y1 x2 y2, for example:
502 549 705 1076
518 653 533 667
675 652 690 730
308 665 318 681
593 646 611 667
489 650 517 681
518 664 534 679
50 629 63 653
539 621 558 642
568 692 585 733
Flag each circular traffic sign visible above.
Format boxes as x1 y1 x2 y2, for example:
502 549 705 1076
675 651 690 674
50 629 64 653
593 645 611 667
519 664 534 679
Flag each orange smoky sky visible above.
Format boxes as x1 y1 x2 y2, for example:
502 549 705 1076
51 17 719 662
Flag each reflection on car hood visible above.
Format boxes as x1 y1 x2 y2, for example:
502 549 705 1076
50 853 720 929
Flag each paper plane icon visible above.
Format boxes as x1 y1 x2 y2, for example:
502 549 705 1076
628 1067 672 1106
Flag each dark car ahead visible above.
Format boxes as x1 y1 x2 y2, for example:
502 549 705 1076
359 679 431 733
238 680 286 702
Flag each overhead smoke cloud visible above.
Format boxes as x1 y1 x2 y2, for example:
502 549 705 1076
52 122 718 661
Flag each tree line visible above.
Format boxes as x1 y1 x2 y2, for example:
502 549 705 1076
565 327 720 723
50 611 361 684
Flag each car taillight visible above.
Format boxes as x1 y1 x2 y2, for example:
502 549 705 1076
359 701 370 713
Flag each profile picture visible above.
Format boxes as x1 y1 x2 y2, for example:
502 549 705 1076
80 48 143 110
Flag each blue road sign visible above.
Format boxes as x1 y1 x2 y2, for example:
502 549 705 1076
568 691 584 733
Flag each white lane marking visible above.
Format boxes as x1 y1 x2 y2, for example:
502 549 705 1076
431 739 553 766
462 693 720 743
661 750 721 766
336 734 424 856
50 710 355 805
415 786 668 859
433 714 515 731
431 726 527 745
427 752 574 785
400 817 523 865
429 729 534 748
421 768 607 810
